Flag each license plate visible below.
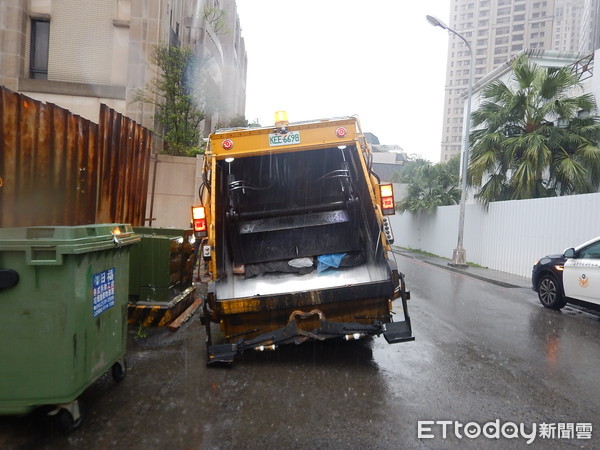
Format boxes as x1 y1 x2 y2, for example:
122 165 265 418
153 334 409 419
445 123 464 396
268 131 300 147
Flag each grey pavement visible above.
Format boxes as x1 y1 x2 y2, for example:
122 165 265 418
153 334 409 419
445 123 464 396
392 247 532 290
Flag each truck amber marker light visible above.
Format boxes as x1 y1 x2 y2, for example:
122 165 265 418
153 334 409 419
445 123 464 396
192 206 207 238
274 110 289 134
380 184 395 215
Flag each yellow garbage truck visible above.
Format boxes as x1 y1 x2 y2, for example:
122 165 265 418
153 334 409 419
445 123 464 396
194 114 413 364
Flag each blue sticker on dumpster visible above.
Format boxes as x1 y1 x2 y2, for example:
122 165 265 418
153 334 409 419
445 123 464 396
93 268 115 317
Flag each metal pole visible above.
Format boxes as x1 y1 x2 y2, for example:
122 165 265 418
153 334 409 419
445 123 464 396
426 15 474 268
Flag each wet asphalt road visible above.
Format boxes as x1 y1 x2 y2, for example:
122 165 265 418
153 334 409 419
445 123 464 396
1 251 599 449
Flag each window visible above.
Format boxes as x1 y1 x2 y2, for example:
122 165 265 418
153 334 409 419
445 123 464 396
30 18 50 79
579 241 600 259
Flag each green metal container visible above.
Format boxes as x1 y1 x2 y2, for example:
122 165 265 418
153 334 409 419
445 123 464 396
130 227 195 303
0 224 139 415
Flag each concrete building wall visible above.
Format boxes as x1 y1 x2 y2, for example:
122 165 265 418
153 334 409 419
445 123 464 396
146 154 199 229
46 1 115 85
0 0 247 134
0 1 27 91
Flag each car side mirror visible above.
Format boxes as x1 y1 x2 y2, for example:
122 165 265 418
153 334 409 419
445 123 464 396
564 248 576 258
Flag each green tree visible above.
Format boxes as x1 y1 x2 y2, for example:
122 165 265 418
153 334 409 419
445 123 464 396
134 44 208 156
469 54 600 204
390 156 430 183
396 156 461 214
215 114 249 129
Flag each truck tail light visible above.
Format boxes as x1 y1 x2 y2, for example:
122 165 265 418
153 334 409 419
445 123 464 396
380 184 395 215
192 206 207 238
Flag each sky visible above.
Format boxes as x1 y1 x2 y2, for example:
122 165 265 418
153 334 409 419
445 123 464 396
236 0 451 163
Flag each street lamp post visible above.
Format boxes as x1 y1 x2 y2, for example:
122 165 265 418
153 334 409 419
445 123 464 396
426 14 474 268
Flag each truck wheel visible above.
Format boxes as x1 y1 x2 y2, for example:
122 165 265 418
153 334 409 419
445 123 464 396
111 360 127 383
537 274 567 310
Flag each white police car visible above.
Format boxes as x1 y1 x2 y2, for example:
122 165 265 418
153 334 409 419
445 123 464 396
532 236 600 310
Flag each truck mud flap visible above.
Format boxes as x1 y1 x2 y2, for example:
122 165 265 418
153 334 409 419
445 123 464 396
383 320 415 344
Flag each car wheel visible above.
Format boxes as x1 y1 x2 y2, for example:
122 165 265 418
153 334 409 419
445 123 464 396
537 274 567 310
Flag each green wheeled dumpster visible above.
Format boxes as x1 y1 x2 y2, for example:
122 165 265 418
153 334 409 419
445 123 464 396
127 227 196 327
0 224 139 432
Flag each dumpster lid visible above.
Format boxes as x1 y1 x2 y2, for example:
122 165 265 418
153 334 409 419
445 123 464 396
0 224 140 265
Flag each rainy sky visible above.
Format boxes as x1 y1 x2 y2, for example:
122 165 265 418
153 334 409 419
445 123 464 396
236 0 451 163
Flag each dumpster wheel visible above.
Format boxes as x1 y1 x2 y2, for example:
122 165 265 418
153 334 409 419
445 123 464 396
53 399 85 434
111 359 127 383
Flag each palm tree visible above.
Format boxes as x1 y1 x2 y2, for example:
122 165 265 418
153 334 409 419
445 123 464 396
468 54 600 204
396 156 461 214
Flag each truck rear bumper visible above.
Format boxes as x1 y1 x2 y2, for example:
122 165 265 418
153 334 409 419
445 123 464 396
206 311 414 365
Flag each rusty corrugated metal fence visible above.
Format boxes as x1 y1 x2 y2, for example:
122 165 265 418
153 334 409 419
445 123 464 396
0 86 152 227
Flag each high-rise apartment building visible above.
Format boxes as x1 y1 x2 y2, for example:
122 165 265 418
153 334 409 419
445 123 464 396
580 0 600 53
439 0 595 162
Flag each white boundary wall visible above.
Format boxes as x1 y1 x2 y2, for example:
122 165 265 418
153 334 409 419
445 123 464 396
390 192 600 278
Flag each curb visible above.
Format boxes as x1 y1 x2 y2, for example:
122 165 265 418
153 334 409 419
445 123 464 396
393 249 528 289
423 261 521 288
